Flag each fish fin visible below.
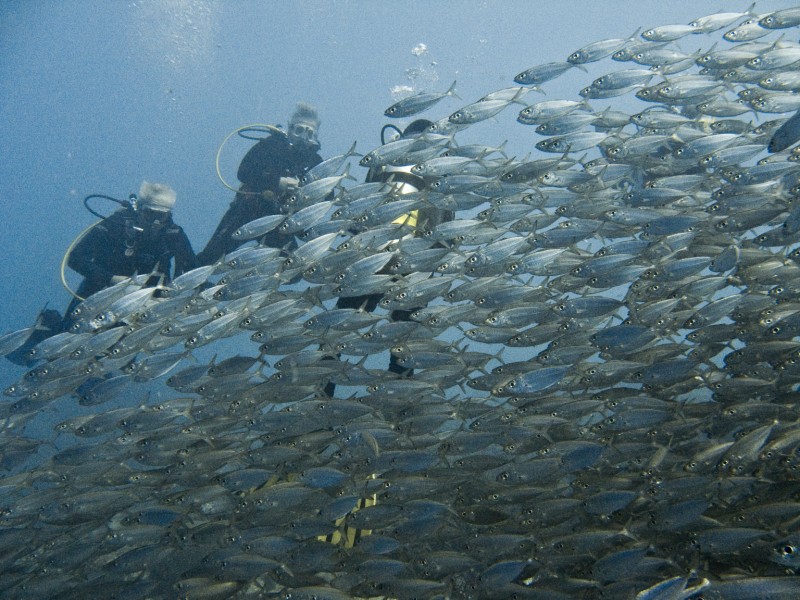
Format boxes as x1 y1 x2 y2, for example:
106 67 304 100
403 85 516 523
446 80 461 101
496 140 509 158
577 98 594 114
341 162 357 183
530 85 546 96
511 87 528 105
301 284 323 306
344 140 362 158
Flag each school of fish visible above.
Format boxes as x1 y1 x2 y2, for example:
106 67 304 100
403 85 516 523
3 5 800 599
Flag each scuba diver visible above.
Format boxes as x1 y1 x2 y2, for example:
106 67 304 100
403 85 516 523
324 119 454 395
6 182 197 367
197 102 324 265
365 118 455 235
65 181 197 314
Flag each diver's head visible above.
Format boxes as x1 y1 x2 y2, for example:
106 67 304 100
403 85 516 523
288 102 321 151
136 181 175 228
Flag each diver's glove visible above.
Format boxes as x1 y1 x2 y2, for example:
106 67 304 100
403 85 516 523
279 176 299 194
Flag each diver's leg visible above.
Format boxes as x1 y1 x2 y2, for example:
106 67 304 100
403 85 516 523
388 308 415 376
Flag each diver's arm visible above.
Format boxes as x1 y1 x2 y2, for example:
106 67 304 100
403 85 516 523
67 223 114 286
170 227 198 277
237 135 284 194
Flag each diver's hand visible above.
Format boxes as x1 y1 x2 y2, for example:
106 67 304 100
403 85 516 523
279 177 299 194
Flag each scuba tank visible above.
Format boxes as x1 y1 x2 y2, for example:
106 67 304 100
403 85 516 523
368 119 454 234
366 120 435 231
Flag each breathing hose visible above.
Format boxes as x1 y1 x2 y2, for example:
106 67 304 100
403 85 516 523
62 194 133 300
215 123 285 195
60 221 100 301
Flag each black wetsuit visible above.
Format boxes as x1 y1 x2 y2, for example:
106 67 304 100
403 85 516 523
197 133 322 265
6 207 197 367
67 207 197 309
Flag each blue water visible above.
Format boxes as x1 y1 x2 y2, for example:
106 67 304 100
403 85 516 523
0 0 784 391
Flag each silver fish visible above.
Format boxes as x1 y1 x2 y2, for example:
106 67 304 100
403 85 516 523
514 61 578 85
384 80 459 118
567 29 640 64
231 214 286 241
